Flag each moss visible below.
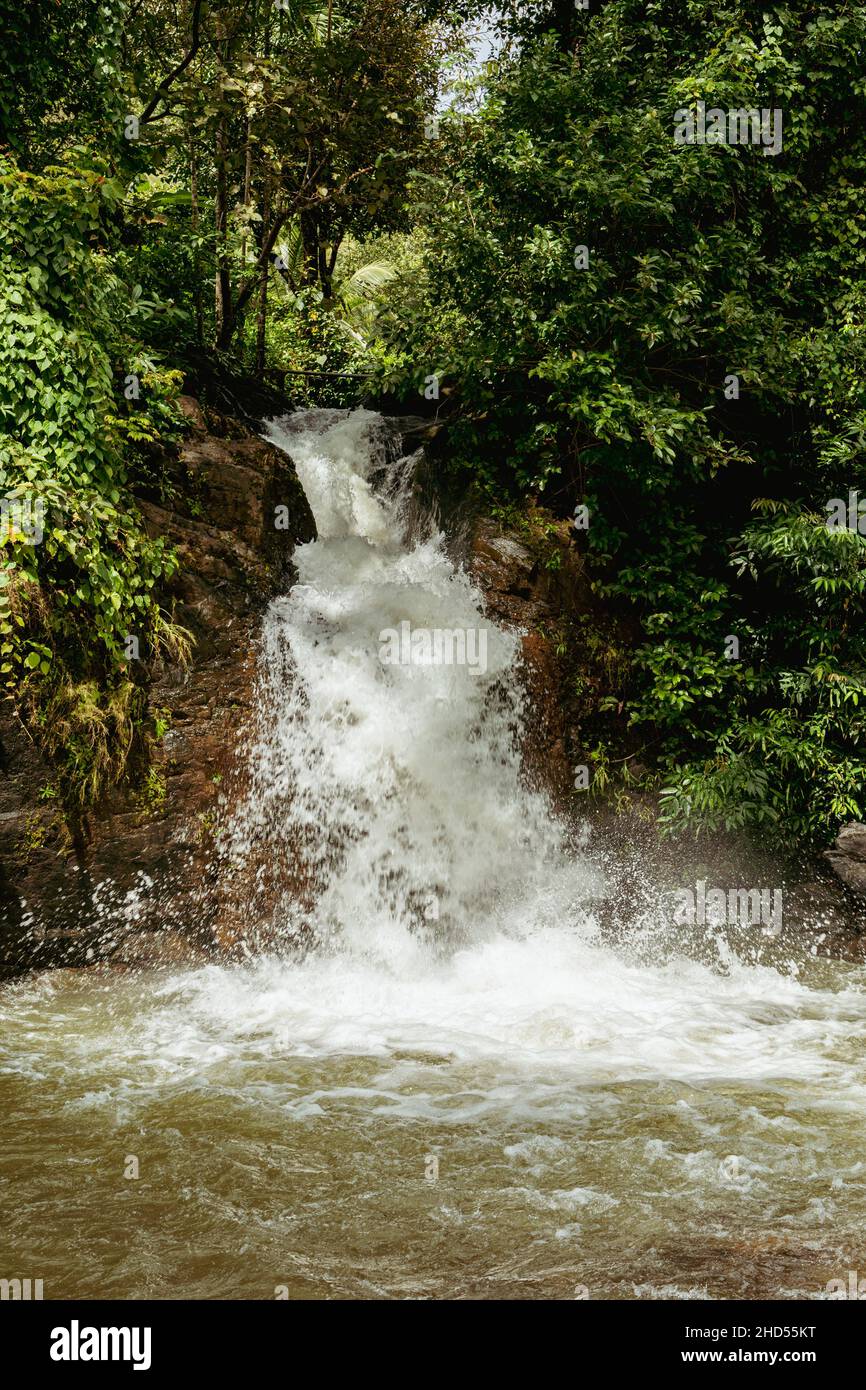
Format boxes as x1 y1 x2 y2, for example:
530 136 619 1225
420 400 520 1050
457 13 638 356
134 766 167 821
16 810 49 857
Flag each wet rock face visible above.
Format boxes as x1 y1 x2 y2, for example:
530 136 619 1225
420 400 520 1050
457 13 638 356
0 397 315 978
825 823 866 897
469 515 592 810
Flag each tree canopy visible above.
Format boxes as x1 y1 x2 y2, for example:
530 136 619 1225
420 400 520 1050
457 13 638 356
2 0 865 844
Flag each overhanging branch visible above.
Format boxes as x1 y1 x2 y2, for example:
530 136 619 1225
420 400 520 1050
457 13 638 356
140 0 204 125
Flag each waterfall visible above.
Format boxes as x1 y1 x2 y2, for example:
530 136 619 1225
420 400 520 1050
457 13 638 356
2 408 865 1301
223 407 598 965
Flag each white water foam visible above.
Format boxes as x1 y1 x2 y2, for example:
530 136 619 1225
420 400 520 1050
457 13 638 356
5 409 866 1101
222 408 597 970
195 407 866 1092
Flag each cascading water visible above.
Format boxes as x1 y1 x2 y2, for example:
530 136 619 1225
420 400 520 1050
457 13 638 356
1 408 866 1300
223 407 597 965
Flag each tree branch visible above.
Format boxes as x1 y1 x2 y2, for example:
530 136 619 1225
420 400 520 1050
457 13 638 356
140 0 204 125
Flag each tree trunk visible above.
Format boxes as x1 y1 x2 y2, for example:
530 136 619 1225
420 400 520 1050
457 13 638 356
299 209 321 287
214 115 234 350
189 130 204 347
255 175 271 378
240 118 253 273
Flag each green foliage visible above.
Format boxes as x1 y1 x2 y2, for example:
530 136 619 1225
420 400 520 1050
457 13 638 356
8 0 864 851
0 154 188 803
0 0 125 161
0 0 449 806
366 0 866 845
134 764 168 820
246 228 424 401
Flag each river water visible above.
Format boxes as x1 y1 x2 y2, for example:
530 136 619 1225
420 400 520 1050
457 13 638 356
1 410 865 1300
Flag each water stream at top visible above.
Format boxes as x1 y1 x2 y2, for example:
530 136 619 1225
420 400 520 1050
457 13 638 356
1 409 865 1300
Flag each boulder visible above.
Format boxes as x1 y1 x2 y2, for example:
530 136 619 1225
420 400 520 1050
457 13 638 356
824 823 866 897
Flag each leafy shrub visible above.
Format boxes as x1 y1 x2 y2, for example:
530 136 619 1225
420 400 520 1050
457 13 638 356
0 154 189 805
364 1 866 845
